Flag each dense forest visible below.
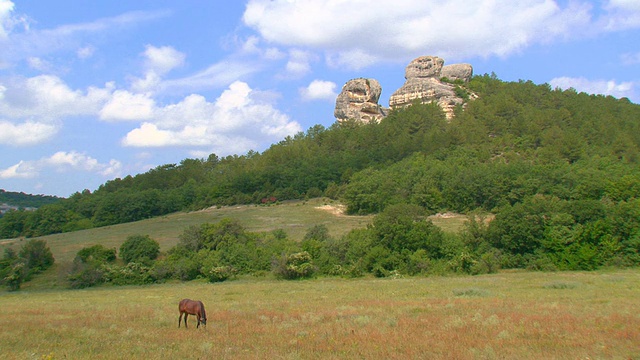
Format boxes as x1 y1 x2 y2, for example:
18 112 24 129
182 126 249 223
1 74 639 283
0 190 61 210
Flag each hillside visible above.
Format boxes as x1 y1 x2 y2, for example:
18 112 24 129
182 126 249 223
1 74 639 289
2 74 639 240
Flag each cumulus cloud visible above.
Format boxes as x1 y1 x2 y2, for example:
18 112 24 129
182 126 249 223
550 76 637 101
0 75 112 120
143 45 185 75
122 81 302 154
0 151 122 179
300 80 337 101
100 90 155 121
0 120 58 146
0 75 114 145
243 0 596 68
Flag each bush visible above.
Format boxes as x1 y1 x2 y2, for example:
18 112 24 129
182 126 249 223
119 235 160 265
19 239 54 274
104 262 153 285
208 265 237 282
76 244 116 264
273 251 316 280
4 261 26 291
67 261 106 289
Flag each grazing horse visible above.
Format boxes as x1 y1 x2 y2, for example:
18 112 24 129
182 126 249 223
178 299 207 328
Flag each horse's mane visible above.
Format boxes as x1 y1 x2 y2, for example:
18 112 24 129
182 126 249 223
199 301 207 318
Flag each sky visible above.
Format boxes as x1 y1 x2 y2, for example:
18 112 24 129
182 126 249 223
0 0 639 197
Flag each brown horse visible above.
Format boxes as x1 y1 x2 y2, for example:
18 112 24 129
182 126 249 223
178 299 207 328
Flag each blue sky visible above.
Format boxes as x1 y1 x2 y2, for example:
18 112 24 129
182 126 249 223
1 0 639 197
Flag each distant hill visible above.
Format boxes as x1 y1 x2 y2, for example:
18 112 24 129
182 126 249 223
0 190 61 213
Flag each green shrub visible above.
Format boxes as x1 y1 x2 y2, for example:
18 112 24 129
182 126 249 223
76 244 116 264
67 261 106 289
273 251 316 280
4 261 26 291
208 265 237 282
104 262 153 285
18 239 54 274
119 234 160 265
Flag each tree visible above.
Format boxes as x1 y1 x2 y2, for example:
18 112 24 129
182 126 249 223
19 239 54 274
119 235 160 264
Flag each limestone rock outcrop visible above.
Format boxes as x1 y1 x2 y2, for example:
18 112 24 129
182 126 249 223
441 63 473 83
334 56 473 123
334 78 388 123
389 56 469 119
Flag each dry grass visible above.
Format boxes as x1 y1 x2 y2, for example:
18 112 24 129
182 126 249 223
1 269 638 359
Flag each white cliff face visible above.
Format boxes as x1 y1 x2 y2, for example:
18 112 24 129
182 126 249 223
335 56 474 123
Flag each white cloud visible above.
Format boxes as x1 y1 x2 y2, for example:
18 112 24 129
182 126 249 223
143 45 185 75
153 60 258 94
100 90 155 121
243 0 594 68
602 0 640 30
550 76 637 101
76 45 95 59
122 81 302 154
284 49 315 77
0 75 113 120
0 0 28 41
300 80 337 101
26 56 52 71
0 160 36 179
0 151 122 179
0 120 58 146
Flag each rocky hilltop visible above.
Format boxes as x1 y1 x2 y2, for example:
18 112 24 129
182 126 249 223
335 56 473 123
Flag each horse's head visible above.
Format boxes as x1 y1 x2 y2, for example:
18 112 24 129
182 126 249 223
200 316 207 326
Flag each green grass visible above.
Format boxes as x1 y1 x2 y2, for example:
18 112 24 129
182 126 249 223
1 269 638 359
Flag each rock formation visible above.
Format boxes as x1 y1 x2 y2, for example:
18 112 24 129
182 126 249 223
334 56 473 123
334 78 388 123
441 63 473 83
389 56 470 119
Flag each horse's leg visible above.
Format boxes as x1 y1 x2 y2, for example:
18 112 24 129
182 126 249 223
184 314 188 328
178 313 183 328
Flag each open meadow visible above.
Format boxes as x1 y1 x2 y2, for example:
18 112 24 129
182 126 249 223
1 199 638 359
0 270 638 359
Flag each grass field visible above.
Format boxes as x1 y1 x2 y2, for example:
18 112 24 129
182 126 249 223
1 270 638 359
1 199 638 359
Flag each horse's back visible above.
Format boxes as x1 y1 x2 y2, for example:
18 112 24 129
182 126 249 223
179 298 204 314
179 298 193 312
